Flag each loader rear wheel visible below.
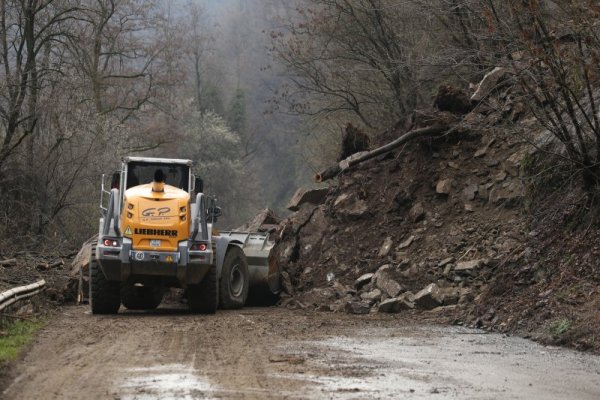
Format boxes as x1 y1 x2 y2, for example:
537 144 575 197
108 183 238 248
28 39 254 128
90 245 120 314
187 266 218 314
121 283 163 310
219 246 249 310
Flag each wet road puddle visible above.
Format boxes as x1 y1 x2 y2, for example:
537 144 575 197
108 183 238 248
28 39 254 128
119 364 217 400
117 363 298 399
275 336 446 399
277 326 600 399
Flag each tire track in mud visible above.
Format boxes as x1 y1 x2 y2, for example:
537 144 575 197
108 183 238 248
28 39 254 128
197 311 280 399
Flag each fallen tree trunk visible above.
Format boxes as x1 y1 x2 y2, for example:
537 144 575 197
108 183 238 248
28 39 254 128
0 259 17 266
0 280 46 312
315 122 451 183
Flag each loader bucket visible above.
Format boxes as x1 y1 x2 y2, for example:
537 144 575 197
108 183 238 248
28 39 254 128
218 231 280 295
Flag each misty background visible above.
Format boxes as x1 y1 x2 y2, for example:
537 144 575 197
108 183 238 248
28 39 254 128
146 0 314 225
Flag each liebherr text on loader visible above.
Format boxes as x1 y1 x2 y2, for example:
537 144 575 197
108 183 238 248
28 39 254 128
90 157 280 314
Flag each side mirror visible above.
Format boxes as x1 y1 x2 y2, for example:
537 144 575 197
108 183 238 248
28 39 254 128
110 171 120 189
207 206 222 222
195 177 204 193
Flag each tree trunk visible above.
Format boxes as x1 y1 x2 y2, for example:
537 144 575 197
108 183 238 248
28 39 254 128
315 122 451 183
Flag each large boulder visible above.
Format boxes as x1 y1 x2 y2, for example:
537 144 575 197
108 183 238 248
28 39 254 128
374 265 404 297
488 181 525 207
334 193 369 218
236 208 281 232
414 283 443 310
377 295 415 313
354 273 374 290
455 259 484 272
360 289 382 304
345 300 371 315
287 188 329 212
436 179 454 195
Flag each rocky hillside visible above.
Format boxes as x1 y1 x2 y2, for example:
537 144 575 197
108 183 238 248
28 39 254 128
273 76 600 352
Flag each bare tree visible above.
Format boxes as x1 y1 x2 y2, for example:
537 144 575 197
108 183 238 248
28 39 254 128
66 0 158 120
0 0 78 174
271 0 442 130
480 1 600 188
183 2 214 113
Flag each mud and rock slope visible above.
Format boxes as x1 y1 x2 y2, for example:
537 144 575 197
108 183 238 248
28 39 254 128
274 85 600 352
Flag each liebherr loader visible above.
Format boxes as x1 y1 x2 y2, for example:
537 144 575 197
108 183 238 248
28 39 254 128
90 157 280 314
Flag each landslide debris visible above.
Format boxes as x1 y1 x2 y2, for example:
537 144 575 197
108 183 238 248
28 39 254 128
0 246 77 318
273 74 600 352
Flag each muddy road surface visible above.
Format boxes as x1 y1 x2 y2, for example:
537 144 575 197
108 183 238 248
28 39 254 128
3 305 600 399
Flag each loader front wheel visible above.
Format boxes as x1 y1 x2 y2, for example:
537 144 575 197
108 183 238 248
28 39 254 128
90 246 120 314
219 246 249 309
187 266 218 314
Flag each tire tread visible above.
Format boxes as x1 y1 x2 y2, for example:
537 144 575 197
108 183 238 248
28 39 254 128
219 246 249 310
90 244 121 314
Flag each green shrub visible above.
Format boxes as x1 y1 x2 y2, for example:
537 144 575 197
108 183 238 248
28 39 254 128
549 318 572 338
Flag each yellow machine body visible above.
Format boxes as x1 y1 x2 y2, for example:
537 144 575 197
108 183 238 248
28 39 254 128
120 183 190 252
90 156 280 315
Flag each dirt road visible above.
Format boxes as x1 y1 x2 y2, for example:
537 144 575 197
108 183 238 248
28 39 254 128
2 305 600 399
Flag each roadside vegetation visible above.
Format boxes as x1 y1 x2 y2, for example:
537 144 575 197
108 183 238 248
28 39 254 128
0 319 43 368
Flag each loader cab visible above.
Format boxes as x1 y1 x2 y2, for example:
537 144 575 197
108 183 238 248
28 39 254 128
101 157 200 230
99 157 213 245
123 158 194 193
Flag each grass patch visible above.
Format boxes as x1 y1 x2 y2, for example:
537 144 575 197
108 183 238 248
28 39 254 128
0 320 43 364
549 318 572 339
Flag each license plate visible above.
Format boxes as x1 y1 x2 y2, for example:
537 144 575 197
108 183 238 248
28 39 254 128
150 239 161 248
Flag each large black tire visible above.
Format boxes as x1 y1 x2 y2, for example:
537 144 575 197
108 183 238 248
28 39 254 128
219 246 249 310
90 245 120 314
187 266 218 314
121 283 163 310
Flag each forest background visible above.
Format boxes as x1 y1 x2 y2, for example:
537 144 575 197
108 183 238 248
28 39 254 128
1 0 598 249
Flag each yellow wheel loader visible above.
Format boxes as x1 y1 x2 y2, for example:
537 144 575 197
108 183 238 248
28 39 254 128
90 157 280 314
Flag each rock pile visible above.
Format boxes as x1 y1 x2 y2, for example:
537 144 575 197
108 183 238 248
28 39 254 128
272 71 538 327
